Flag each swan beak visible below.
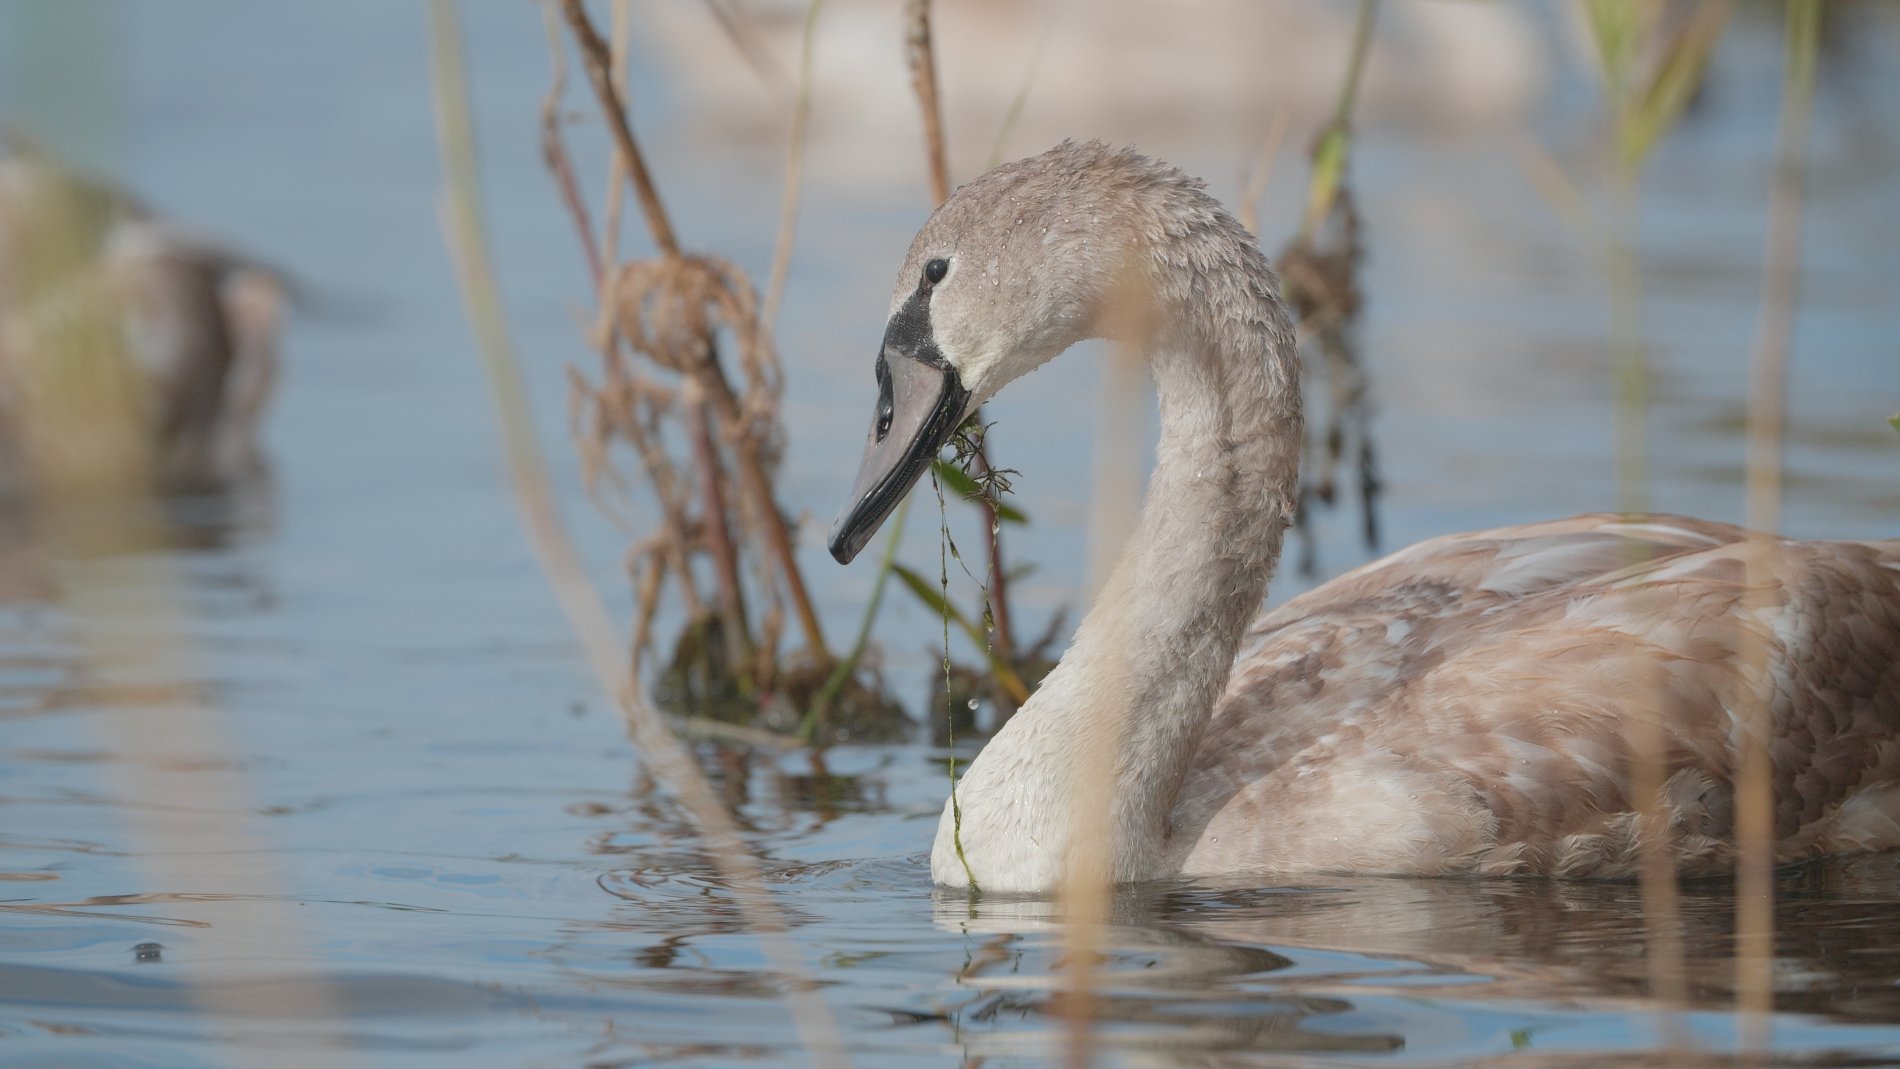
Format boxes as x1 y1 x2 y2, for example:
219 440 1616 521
829 345 970 565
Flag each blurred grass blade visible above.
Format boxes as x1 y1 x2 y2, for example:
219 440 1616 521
893 563 1031 704
426 6 849 1064
803 497 908 740
1302 126 1350 237
1583 0 1644 89
1298 0 1377 239
1736 0 1821 1049
895 562 976 639
1618 0 1730 172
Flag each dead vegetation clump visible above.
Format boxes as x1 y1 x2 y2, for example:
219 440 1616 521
547 0 904 743
1277 181 1380 575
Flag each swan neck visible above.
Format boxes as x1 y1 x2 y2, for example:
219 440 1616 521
935 219 1300 891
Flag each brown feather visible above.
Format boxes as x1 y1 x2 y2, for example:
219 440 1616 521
1171 515 1900 877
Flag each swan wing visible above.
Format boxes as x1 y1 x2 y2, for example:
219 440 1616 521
1173 514 1900 877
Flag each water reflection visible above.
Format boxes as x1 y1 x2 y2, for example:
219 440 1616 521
0 473 276 733
919 866 1900 1063
582 736 1900 1062
580 790 1900 1066
0 2 1895 1065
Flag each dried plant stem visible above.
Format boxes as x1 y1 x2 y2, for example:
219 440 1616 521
972 447 1016 660
540 11 698 646
1057 516 1135 1064
693 363 828 653
539 5 604 284
1085 340 1148 601
686 387 755 677
1607 199 1650 517
561 0 830 658
903 0 1018 662
1238 106 1291 238
904 0 950 205
1057 274 1157 1068
540 11 711 634
599 0 632 268
1514 137 1595 241
1736 0 1820 1049
986 16 1052 170
428 10 846 1063
1604 169 1692 1032
760 0 823 335
902 0 1001 871
1597 112 1697 1049
560 0 678 257
629 542 669 667
701 0 790 90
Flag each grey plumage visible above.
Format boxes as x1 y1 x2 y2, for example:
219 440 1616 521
847 141 1900 893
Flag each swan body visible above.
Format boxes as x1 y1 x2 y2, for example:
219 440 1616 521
828 141 1900 894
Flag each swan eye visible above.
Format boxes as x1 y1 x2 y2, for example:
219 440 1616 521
923 258 949 285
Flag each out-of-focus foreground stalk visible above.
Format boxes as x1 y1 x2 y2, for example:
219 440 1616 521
5 53 346 1059
425 7 847 1064
1582 0 1731 1032
1737 0 1823 1049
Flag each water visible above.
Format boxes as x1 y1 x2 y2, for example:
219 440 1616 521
2 2 1899 1065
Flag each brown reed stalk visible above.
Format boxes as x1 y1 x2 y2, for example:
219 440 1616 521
589 0 719 668
1578 5 1735 1032
700 0 790 90
1736 0 1821 1050
538 18 604 285
539 8 710 649
550 4 755 666
1603 166 1690 1023
759 0 823 336
1057 264 1159 1069
599 0 632 270
687 382 757 675
559 0 829 661
1237 106 1291 238
985 15 1053 170
539 8 726 673
1277 0 1382 572
904 0 951 206
427 10 846 1061
903 0 1020 665
561 0 678 258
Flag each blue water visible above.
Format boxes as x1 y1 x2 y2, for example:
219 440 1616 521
1 2 1898 1066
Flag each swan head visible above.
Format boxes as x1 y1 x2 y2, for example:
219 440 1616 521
829 141 1151 564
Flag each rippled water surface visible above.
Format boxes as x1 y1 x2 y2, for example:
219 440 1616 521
2 3 1899 1066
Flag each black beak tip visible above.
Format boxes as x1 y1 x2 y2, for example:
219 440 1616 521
828 518 865 566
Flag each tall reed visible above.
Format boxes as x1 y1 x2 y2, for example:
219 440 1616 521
1577 0 1732 1031
1737 0 1822 1050
4 86 343 1042
427 7 846 1062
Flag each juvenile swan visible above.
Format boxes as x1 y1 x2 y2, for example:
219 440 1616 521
829 141 1900 894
